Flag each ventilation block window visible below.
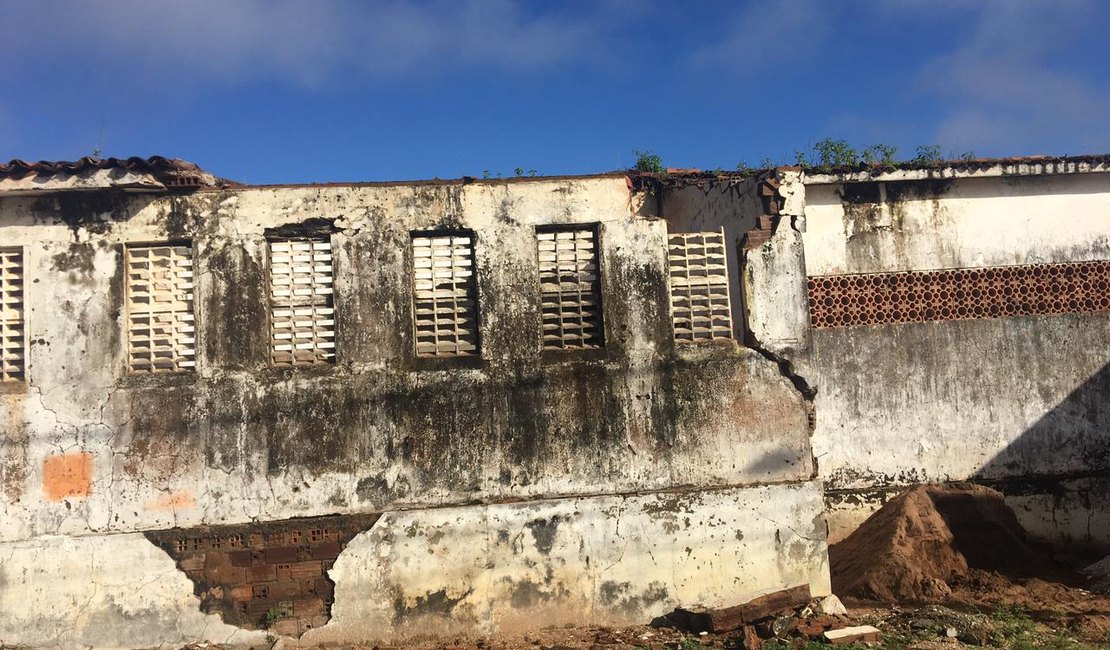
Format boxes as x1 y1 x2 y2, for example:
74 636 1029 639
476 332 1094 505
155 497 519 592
126 243 196 373
0 248 26 382
412 232 479 357
668 230 733 342
536 225 604 350
269 239 336 367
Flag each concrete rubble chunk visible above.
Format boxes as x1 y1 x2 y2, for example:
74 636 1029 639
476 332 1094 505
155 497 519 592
824 625 882 645
817 594 848 616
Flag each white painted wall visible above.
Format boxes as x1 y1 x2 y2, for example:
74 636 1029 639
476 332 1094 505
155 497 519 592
798 170 1110 543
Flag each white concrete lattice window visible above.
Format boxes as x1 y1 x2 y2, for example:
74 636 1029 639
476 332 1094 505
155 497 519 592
125 243 196 373
0 247 26 382
536 226 604 350
668 230 733 342
412 232 479 357
269 239 336 366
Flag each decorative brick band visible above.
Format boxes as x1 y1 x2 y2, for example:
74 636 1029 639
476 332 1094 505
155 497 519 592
807 260 1110 328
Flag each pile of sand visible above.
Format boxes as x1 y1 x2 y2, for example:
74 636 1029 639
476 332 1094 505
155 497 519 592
829 483 1057 604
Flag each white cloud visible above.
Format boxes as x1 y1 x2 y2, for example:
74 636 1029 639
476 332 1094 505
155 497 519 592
0 0 615 88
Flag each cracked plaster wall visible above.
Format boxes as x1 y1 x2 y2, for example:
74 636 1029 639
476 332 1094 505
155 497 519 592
306 482 830 644
0 175 829 646
797 172 1110 543
0 532 268 649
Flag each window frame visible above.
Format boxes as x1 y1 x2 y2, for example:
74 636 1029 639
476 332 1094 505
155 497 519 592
266 236 338 369
534 223 606 358
667 229 734 343
0 245 27 385
123 240 198 375
409 229 482 363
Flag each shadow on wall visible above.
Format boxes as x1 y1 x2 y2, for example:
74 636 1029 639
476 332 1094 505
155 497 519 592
974 360 1110 481
970 359 1110 546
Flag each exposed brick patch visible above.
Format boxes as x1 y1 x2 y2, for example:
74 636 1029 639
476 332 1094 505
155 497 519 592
742 216 777 251
146 513 380 635
808 260 1110 328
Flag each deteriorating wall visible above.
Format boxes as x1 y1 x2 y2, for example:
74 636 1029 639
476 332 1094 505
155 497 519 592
0 174 829 646
795 169 1110 544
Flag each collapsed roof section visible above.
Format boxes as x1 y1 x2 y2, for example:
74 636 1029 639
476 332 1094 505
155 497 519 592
0 156 236 195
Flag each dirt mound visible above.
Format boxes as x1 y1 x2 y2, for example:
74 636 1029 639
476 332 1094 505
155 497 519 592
1084 555 1110 593
830 482 1057 604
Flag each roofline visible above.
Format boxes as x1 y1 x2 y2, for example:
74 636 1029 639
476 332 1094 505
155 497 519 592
221 171 631 191
801 154 1110 185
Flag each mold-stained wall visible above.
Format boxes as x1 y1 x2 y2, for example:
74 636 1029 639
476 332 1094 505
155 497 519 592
0 173 829 647
794 167 1110 544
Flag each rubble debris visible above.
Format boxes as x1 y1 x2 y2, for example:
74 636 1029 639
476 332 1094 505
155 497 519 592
668 584 811 632
824 624 882 645
660 589 866 649
816 594 848 616
738 624 762 650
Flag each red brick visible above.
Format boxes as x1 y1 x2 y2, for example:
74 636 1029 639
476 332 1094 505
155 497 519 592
293 597 326 618
264 546 299 564
272 619 303 636
229 585 253 601
227 550 252 567
310 542 342 560
269 580 303 599
246 563 276 582
290 560 322 580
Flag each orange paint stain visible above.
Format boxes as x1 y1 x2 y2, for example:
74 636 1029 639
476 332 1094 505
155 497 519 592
42 452 93 501
146 490 198 512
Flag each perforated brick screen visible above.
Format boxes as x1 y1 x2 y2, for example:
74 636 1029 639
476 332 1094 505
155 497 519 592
412 232 479 357
668 231 733 342
808 260 1110 328
537 226 604 350
0 247 25 382
125 243 196 373
269 239 336 367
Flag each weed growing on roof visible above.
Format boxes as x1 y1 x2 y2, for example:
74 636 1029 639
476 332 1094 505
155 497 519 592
911 144 944 165
863 143 899 165
634 150 664 173
735 161 759 175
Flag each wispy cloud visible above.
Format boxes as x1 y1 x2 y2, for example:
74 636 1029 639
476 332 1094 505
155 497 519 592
0 0 617 88
689 0 831 68
916 0 1110 155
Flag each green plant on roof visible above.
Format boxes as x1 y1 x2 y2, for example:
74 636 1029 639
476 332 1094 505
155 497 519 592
911 144 944 165
863 143 898 165
634 150 664 173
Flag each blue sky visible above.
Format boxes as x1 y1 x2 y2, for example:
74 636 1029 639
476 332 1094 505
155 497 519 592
3 0 1109 184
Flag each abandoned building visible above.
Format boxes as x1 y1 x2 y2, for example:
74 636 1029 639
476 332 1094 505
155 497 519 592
0 154 1107 648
